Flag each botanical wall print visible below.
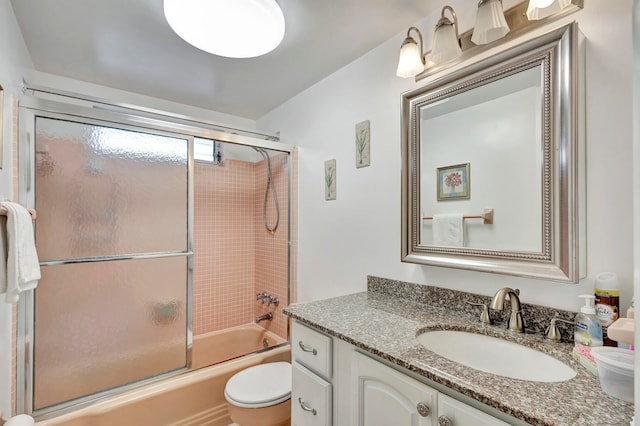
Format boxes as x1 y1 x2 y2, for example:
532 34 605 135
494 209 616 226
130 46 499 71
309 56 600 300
325 159 336 200
437 163 470 201
355 120 370 168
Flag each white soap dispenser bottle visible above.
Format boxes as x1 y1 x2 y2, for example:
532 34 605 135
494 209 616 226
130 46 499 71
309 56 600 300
575 294 603 347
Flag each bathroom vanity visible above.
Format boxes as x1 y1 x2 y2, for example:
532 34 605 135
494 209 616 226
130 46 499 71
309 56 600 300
284 278 634 425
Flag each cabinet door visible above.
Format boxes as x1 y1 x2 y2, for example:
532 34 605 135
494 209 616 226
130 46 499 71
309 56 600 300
292 362 332 426
352 352 437 426
437 394 510 426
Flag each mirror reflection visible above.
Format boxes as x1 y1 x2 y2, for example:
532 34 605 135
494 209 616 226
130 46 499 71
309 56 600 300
420 65 543 251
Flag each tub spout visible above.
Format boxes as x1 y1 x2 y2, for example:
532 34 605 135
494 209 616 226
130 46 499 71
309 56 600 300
256 312 273 323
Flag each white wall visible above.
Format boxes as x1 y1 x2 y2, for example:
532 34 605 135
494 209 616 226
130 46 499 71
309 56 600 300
258 0 634 314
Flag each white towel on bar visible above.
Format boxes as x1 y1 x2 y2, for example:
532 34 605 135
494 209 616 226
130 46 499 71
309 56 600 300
0 202 41 304
432 213 465 247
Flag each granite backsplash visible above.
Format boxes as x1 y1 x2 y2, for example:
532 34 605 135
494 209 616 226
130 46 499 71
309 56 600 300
367 275 578 343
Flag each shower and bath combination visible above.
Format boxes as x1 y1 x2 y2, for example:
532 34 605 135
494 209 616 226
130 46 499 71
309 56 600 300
20 107 292 419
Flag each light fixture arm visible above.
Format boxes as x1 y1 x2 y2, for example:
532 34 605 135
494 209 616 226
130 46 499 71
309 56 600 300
405 26 425 64
438 5 460 46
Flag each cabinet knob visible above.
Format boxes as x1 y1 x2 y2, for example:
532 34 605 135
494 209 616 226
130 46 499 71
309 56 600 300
416 402 431 417
438 415 453 426
298 397 317 415
298 341 318 355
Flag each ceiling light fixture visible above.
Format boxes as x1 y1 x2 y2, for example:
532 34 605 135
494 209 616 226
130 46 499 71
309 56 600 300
164 0 285 59
526 0 571 20
472 0 510 45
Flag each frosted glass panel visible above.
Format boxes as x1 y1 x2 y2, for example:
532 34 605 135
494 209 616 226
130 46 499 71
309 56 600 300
33 256 188 410
34 117 188 260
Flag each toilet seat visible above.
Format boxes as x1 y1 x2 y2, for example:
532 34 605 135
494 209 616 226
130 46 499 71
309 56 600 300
224 362 291 408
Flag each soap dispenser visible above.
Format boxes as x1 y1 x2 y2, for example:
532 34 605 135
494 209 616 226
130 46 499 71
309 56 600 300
575 294 603 348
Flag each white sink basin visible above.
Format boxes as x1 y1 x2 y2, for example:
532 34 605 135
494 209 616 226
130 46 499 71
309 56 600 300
416 330 576 382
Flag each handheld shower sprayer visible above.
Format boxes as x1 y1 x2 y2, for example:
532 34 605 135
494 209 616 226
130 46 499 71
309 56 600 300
253 147 280 235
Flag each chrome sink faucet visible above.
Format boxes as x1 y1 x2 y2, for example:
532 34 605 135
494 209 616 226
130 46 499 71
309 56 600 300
490 287 524 333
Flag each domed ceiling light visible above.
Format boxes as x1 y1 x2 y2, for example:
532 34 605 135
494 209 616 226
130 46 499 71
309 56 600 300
164 0 285 58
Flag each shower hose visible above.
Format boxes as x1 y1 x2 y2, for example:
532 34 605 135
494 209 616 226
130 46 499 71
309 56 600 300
254 147 280 235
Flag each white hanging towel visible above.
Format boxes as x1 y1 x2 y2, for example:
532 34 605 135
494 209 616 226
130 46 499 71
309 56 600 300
0 201 41 304
432 213 465 247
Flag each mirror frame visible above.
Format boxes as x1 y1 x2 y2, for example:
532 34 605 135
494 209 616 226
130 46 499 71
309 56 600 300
401 22 583 282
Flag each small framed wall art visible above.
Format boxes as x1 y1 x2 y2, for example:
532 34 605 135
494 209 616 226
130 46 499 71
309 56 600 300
437 163 470 201
355 120 370 168
325 159 336 200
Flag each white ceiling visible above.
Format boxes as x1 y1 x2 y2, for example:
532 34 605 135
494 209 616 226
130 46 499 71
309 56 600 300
9 0 442 120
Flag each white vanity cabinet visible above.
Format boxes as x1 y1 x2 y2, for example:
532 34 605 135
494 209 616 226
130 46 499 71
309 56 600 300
351 350 438 425
291 320 515 426
291 321 334 426
437 393 510 426
350 351 510 426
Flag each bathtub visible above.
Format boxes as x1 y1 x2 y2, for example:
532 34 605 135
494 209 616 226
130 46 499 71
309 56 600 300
35 324 290 426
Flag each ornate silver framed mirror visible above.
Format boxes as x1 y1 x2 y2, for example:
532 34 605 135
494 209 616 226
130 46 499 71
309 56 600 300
401 22 584 282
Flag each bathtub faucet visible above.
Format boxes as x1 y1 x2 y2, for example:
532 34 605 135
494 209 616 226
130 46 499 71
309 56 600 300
255 312 273 323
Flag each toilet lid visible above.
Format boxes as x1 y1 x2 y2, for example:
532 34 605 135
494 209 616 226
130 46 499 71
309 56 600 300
225 361 291 408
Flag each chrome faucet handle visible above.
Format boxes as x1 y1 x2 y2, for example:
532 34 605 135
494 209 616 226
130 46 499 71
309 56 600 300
466 301 492 325
544 315 575 342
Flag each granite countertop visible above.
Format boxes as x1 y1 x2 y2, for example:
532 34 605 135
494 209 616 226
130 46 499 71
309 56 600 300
283 283 634 426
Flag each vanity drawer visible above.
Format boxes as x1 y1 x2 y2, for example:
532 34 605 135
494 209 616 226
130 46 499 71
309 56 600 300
292 361 332 426
292 321 332 378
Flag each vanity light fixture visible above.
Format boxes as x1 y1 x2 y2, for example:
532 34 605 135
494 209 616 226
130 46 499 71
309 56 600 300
430 6 462 65
396 27 426 78
471 0 510 45
526 0 571 20
396 0 582 80
396 5 461 77
163 0 285 58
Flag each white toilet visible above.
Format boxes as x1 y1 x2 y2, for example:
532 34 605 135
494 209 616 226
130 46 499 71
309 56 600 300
224 361 292 426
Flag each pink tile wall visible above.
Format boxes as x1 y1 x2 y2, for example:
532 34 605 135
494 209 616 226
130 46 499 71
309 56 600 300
253 153 289 338
193 151 292 339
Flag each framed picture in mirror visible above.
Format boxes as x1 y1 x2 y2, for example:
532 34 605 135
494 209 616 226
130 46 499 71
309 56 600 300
437 163 469 201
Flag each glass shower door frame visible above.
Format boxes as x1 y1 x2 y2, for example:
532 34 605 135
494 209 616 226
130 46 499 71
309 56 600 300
16 95 295 420
16 101 196 419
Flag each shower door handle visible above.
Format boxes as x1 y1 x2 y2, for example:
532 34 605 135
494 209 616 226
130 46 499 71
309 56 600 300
26 132 32 192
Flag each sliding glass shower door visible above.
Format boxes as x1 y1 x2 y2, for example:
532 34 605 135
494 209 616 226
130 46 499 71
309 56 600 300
31 116 191 412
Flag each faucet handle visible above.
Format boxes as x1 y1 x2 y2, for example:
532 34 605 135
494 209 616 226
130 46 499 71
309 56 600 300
467 302 492 325
544 314 575 342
